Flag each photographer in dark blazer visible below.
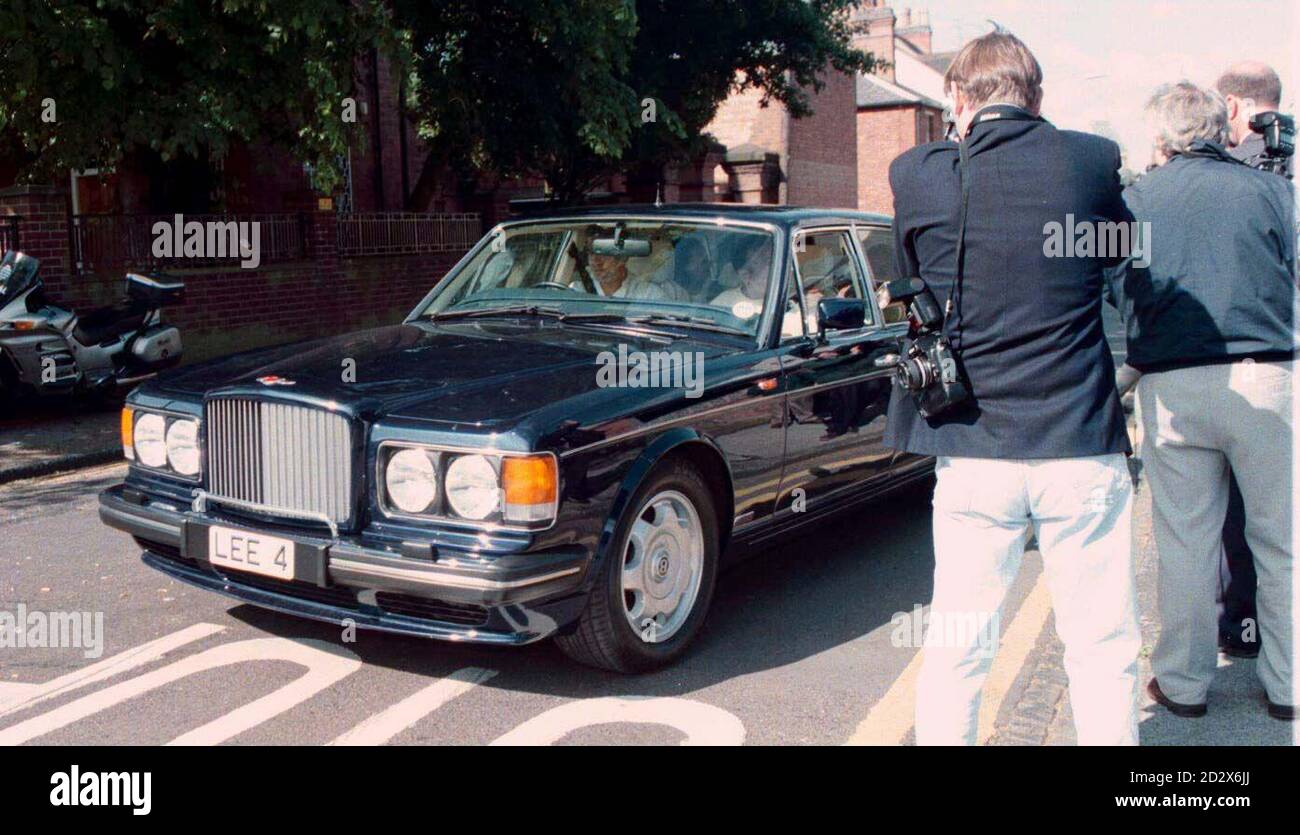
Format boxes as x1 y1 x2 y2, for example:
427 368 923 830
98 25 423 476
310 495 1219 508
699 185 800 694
885 32 1140 745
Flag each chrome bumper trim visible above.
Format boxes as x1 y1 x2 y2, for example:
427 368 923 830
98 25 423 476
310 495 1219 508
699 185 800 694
328 556 581 592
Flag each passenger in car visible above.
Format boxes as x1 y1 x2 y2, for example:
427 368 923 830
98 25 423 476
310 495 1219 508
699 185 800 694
709 237 772 321
589 252 684 301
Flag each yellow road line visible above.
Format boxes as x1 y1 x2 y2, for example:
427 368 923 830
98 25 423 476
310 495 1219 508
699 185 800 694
844 568 1053 746
977 573 1053 744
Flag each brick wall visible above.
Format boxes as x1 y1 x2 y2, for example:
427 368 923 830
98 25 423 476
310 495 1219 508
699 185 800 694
0 185 71 285
857 105 922 214
786 69 859 208
168 250 464 362
0 187 474 363
706 83 789 165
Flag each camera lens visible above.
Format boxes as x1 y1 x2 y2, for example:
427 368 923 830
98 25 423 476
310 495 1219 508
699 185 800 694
896 357 934 391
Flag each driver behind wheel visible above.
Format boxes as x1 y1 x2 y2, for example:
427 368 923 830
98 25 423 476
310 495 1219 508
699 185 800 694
589 252 681 301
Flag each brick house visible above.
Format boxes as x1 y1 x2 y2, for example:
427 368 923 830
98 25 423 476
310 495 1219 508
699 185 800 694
699 1 952 215
852 2 951 214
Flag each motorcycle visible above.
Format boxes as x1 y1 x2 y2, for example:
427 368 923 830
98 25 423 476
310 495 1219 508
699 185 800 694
0 250 184 404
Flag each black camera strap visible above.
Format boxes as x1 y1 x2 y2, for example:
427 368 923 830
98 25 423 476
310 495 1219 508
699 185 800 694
940 138 972 343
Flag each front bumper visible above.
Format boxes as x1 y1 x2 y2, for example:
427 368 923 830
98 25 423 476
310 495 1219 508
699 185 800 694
99 484 590 644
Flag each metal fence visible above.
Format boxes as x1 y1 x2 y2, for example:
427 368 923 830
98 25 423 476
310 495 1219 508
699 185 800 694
336 212 481 257
0 216 18 253
70 212 309 274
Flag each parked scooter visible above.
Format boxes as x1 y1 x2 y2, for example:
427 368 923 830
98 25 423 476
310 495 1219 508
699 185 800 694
0 251 184 403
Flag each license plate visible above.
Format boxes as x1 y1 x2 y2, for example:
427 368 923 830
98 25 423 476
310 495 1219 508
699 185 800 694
207 525 295 580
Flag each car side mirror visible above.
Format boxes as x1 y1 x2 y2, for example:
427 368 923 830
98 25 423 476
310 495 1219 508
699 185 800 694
817 297 866 334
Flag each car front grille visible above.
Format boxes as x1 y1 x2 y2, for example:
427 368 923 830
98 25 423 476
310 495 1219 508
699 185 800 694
205 398 354 527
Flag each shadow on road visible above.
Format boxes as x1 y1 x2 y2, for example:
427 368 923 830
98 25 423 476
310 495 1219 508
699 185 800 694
226 478 938 698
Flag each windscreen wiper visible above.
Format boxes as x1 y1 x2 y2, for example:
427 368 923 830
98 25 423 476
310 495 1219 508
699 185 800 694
624 313 750 337
427 305 565 322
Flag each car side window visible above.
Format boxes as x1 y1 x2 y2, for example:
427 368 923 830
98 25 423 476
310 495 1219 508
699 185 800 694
779 262 807 341
793 230 872 335
856 226 909 325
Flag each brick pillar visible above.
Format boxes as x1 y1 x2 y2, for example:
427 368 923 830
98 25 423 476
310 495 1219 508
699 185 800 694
723 148 782 204
307 207 340 279
0 184 71 286
670 143 727 203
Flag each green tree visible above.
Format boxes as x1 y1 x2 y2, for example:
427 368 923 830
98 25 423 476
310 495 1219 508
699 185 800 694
0 0 384 195
398 0 873 207
2 1 873 208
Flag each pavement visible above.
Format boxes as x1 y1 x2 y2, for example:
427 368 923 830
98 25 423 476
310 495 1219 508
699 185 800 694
0 459 1294 746
0 397 122 484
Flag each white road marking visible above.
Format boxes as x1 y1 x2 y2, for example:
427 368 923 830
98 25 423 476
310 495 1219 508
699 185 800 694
329 667 497 746
491 696 745 746
0 622 225 721
0 636 359 746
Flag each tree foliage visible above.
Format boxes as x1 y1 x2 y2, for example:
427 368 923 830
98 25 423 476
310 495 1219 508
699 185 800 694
1 0 872 205
0 0 385 193
398 0 874 204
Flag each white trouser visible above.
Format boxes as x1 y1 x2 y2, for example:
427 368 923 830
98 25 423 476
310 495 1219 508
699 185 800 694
1141 360 1295 707
915 454 1140 746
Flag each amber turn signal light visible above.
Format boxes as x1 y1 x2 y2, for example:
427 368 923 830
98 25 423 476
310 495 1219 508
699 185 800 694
120 407 135 460
501 455 558 523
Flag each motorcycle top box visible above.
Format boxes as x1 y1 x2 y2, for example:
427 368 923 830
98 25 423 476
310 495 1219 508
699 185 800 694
126 273 186 307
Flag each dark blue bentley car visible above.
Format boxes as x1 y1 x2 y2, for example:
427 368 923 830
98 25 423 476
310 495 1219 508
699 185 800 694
99 205 932 672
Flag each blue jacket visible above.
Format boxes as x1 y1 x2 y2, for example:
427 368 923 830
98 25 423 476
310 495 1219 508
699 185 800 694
884 106 1131 459
1110 141 1296 373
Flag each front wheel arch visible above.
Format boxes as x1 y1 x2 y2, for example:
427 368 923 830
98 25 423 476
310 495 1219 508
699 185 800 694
596 429 734 570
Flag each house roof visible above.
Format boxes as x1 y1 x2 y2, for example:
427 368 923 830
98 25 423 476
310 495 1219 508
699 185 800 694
919 50 958 75
856 72 943 110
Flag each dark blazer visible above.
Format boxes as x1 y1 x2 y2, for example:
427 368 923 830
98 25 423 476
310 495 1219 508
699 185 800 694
1110 140 1296 374
884 106 1131 459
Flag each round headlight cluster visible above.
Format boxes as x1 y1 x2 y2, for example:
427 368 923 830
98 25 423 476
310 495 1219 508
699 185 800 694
445 454 500 520
165 419 200 476
131 412 201 477
385 448 438 513
133 413 168 469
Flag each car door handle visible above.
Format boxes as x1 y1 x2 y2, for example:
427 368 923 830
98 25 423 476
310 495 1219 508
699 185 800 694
873 353 900 368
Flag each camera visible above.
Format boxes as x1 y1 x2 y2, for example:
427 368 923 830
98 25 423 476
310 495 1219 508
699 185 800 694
882 277 970 418
1248 111 1294 176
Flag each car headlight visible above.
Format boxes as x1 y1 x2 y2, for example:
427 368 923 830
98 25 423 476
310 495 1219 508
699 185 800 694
123 407 202 479
385 448 438 513
165 419 201 476
133 413 168 469
379 445 558 528
444 454 500 520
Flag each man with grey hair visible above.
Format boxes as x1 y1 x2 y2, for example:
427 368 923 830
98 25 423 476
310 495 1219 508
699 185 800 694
1216 61 1292 176
1110 81 1297 721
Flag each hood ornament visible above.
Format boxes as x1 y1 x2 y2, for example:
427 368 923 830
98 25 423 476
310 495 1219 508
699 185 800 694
256 375 296 386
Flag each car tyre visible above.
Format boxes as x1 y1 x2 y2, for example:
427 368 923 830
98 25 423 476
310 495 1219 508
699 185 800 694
555 457 719 673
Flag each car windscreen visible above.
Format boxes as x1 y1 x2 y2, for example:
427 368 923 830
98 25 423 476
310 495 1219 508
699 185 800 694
414 220 779 337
